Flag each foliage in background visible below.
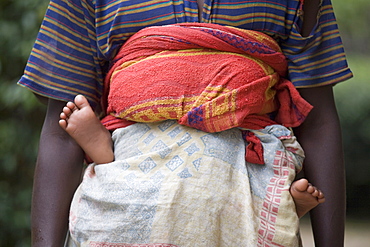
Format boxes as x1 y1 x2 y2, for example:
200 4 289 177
334 55 370 217
333 0 370 218
0 0 369 245
0 0 49 246
333 0 370 54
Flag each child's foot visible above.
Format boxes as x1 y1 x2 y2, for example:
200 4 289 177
290 178 325 218
59 95 114 164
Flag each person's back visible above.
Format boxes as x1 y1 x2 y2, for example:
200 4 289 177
18 0 351 246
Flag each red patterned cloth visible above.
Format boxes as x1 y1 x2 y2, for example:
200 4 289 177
101 23 312 164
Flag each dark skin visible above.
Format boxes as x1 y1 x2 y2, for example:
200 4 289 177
295 86 346 247
32 97 84 246
297 1 346 245
31 0 345 246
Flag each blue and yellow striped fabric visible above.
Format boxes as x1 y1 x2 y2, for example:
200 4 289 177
18 0 352 108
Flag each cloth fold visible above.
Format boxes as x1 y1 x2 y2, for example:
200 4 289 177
101 23 312 164
67 122 304 246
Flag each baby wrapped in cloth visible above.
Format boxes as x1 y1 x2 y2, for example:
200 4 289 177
67 23 312 246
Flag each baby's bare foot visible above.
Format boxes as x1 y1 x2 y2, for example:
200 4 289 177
290 178 325 218
59 95 114 164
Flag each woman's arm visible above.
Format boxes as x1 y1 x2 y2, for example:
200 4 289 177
32 98 84 246
294 85 346 247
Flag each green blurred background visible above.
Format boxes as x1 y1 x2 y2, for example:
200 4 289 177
0 0 369 246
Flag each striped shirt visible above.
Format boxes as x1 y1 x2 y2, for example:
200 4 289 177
18 0 353 108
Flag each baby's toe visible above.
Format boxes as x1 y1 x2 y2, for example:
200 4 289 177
66 101 78 111
306 184 315 194
62 106 73 117
59 119 67 129
60 112 68 120
317 190 325 199
311 189 319 197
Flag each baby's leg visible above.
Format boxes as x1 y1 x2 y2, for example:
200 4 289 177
59 95 114 164
290 178 325 218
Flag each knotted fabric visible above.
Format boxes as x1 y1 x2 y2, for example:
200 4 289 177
101 23 312 164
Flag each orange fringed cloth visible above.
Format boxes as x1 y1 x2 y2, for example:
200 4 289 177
101 23 312 164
